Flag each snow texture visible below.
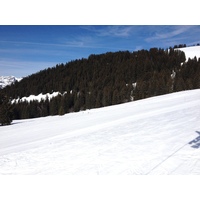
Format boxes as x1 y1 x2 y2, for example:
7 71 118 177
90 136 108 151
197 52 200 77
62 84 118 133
1 89 200 175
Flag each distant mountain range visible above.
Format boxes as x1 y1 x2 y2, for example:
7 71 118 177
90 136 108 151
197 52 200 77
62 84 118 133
0 76 22 89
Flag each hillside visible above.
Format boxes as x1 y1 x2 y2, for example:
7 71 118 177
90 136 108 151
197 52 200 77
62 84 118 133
0 89 200 174
1 46 200 119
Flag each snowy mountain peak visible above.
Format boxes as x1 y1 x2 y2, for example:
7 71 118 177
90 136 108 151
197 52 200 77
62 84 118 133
0 76 22 89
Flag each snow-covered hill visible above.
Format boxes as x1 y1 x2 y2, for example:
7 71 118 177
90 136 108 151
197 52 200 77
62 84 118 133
177 45 200 60
0 89 200 175
0 76 22 89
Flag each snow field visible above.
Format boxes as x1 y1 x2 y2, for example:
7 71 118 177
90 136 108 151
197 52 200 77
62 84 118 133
1 89 200 175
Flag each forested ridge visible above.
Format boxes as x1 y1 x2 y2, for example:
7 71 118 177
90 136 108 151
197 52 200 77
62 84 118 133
1 47 200 119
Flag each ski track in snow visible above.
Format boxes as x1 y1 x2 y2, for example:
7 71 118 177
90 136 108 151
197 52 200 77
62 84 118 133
0 89 200 175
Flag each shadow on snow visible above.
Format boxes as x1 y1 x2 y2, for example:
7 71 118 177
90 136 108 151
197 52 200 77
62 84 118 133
189 131 200 149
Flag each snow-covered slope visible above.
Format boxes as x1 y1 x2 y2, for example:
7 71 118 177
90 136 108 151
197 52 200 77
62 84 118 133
177 45 200 60
0 76 22 89
0 89 200 175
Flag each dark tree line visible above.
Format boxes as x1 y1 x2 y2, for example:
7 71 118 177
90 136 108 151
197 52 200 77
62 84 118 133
0 94 13 125
1 47 200 120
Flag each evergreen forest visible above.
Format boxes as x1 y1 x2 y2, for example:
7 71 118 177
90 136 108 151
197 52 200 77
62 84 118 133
1 47 200 120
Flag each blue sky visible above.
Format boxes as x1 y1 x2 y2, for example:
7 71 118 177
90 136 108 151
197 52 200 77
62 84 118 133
1 25 200 77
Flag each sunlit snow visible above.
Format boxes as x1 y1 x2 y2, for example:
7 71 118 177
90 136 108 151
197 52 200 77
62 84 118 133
177 45 200 60
1 89 200 175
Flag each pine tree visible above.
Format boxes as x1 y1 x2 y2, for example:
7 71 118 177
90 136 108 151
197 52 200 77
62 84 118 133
58 97 65 115
0 94 13 126
50 97 59 115
58 105 65 115
112 89 120 105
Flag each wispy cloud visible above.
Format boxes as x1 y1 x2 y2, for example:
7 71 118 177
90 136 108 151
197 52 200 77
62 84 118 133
0 37 108 50
141 25 200 48
63 35 101 49
82 25 134 37
0 40 84 48
146 26 189 42
2 25 200 77
98 26 134 37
